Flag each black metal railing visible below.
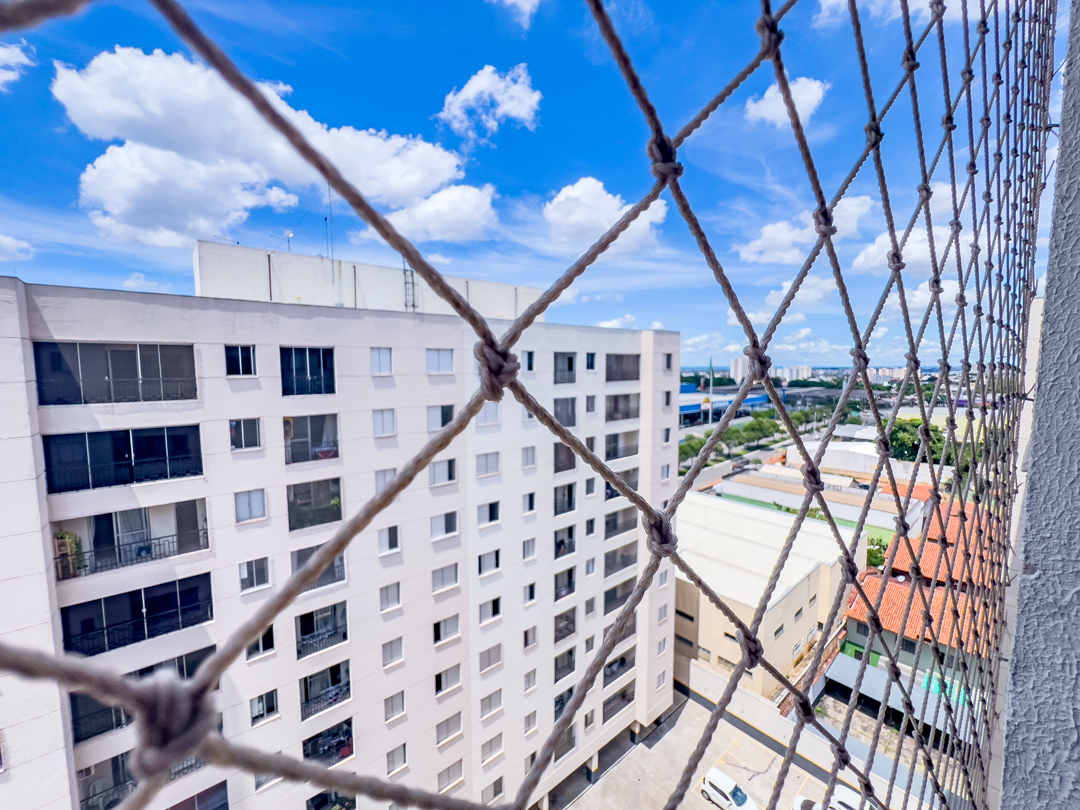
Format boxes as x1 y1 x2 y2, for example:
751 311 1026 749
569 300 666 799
285 440 340 464
46 454 202 494
72 704 132 743
554 661 575 682
554 614 576 643
554 494 575 515
605 443 639 461
604 517 637 539
64 599 214 656
301 683 351 721
284 374 335 396
299 557 346 593
604 650 636 686
79 781 136 810
40 377 198 406
553 729 576 761
168 756 207 781
604 581 635 615
297 625 348 659
289 503 343 532
304 734 353 767
55 529 209 581
603 683 635 723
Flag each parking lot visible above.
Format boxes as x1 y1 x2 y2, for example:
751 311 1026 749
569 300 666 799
569 697 842 810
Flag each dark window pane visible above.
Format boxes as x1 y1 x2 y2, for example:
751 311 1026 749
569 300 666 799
240 345 255 375
88 430 134 488
166 425 203 477
159 345 197 399
44 433 89 493
34 342 82 405
280 348 295 395
144 581 180 638
132 428 168 482
225 345 241 376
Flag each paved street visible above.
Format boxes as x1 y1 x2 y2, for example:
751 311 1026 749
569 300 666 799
570 697 837 810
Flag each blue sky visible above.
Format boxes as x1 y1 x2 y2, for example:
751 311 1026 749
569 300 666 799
0 0 1065 368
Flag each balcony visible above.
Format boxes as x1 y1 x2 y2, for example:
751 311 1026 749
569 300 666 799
288 479 342 531
281 347 335 396
80 780 136 810
296 602 348 659
55 528 208 581
301 661 351 721
604 542 638 577
604 614 636 645
554 352 576 384
554 609 576 643
554 484 575 516
602 680 636 723
293 546 346 593
555 568 576 601
605 509 638 539
33 342 197 406
605 354 640 382
605 443 639 461
285 414 339 464
301 682 352 720
605 394 640 422
553 726 576 761
303 719 353 766
71 696 132 743
603 646 636 686
309 793 357 810
554 528 575 559
604 578 636 615
605 468 639 500
168 755 207 781
554 649 576 682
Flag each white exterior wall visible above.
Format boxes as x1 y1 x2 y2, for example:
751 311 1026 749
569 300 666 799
0 273 677 810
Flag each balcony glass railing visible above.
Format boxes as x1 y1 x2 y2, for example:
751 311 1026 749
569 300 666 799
55 529 208 581
605 443 639 461
604 516 637 539
64 599 213 657
603 648 636 686
285 440 340 464
602 681 636 723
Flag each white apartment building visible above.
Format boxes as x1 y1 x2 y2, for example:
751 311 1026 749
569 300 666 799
728 356 748 385
0 245 679 810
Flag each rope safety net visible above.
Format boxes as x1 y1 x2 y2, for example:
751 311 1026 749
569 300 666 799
0 0 1058 809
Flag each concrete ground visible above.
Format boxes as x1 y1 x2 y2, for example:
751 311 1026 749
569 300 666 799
569 697 836 810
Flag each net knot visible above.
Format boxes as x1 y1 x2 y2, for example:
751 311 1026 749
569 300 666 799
842 555 859 583
802 463 825 494
905 352 921 371
917 183 934 204
967 160 978 176
901 48 920 73
755 14 784 60
645 510 678 558
930 0 946 18
875 433 892 457
831 741 852 770
812 207 837 238
864 121 883 149
950 219 963 236
743 344 772 382
955 292 967 308
895 515 910 538
887 249 905 274
941 113 957 132
960 67 974 83
794 695 815 725
850 346 869 375
647 134 683 182
737 627 765 669
130 675 215 783
887 660 902 683
473 338 519 401
928 276 943 295
977 19 990 35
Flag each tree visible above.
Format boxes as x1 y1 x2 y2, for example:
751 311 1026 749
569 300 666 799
845 414 862 425
867 534 889 568
679 434 706 462
721 425 743 454
889 418 944 462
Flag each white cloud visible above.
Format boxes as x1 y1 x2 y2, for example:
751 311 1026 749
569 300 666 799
650 321 665 330
0 42 33 91
437 64 542 144
543 177 666 255
814 0 960 29
52 47 470 246
745 76 829 129
122 272 172 293
427 253 453 265
736 195 874 264
765 274 836 308
0 233 33 261
378 184 497 243
728 307 805 327
486 0 542 28
683 332 729 353
772 327 849 361
598 313 636 328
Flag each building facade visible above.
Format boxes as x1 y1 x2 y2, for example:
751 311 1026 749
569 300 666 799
0 252 678 810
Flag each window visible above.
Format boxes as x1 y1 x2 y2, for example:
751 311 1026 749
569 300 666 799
586 352 596 370
380 583 401 611
436 712 462 744
661 464 671 480
604 578 636 615
555 483 575 515
554 442 576 473
523 350 534 371
605 542 637 577
429 459 456 485
555 608 576 642
240 558 269 591
774 624 785 638
226 345 257 376
657 671 666 689
606 354 640 382
280 347 334 396
481 689 502 717
478 502 500 525
432 563 459 591
555 567 576 600
434 615 460 643
902 637 917 654
586 518 595 535
373 409 396 436
524 626 537 648
247 626 274 659
585 709 595 730
522 404 535 420
371 347 392 375
435 665 461 694
585 395 596 414
386 743 406 774
250 690 278 724
554 397 576 427
585 635 595 653
522 446 536 467
235 489 267 522
584 558 596 576
663 427 671 443
284 414 338 464
525 710 537 733
809 593 817 605
230 418 260 450
522 538 536 560
524 582 536 603
479 550 501 575
524 669 537 691
586 478 595 495
523 492 536 513
658 638 667 655
605 393 640 421
255 770 280 791
664 352 673 370
795 608 804 622
379 526 400 554
385 690 405 721
477 401 499 425
658 605 669 621
482 777 504 805
437 760 463 792
479 644 502 671
586 436 595 452
287 478 342 531
554 352 576 384
428 405 454 431
663 391 672 407
659 570 669 586
36 342 198 405
291 544 346 592
553 687 574 721
481 734 503 763
585 598 595 616
856 621 869 637
479 598 502 624
431 511 458 538
375 468 396 494
469 454 499 481
426 348 454 374
383 637 404 667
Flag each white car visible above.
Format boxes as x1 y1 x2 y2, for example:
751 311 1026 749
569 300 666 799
792 783 884 810
700 767 758 810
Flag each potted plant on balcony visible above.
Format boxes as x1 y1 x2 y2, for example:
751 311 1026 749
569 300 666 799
54 530 86 578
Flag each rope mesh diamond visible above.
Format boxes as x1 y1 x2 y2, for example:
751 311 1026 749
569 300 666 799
0 0 1057 809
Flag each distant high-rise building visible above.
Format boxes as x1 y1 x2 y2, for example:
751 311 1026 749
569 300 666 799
729 355 749 385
